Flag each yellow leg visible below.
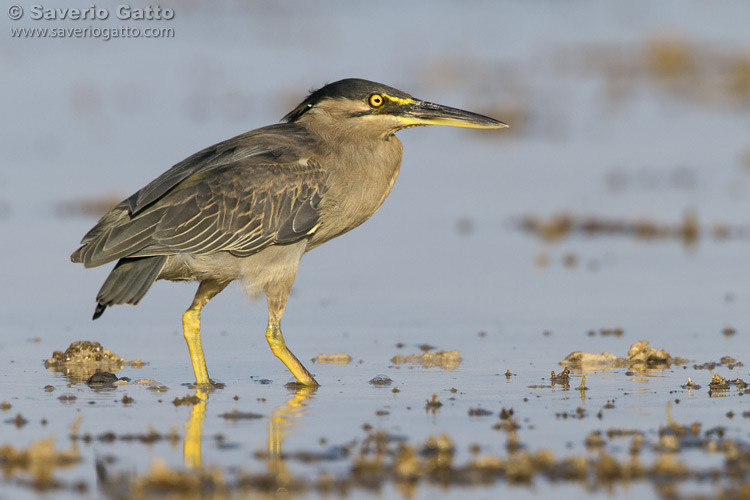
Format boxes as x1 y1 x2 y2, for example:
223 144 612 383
182 280 228 385
266 323 318 386
183 309 209 385
265 278 318 386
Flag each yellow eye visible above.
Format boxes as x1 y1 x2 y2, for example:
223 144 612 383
369 94 384 107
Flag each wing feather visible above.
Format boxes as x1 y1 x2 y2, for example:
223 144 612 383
71 123 327 267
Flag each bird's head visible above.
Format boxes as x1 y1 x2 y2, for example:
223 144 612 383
284 78 507 139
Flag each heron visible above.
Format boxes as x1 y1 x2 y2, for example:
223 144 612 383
71 78 507 386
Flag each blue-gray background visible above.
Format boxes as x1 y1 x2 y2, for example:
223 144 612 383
2 2 750 499
4 1 748 337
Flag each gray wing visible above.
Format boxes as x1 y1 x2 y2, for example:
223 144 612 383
71 124 327 268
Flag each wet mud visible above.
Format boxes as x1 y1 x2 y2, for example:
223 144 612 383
3 333 748 499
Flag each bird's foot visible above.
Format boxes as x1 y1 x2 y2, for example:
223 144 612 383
187 379 225 391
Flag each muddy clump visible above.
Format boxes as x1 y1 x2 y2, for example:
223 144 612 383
45 341 143 383
708 374 748 394
560 351 627 370
562 341 687 370
626 340 681 367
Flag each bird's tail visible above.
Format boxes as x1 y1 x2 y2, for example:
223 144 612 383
93 256 167 319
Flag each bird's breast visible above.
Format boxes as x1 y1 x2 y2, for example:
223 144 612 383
307 136 403 249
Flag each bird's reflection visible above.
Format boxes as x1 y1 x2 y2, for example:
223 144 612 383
181 384 318 482
183 387 208 468
267 385 317 482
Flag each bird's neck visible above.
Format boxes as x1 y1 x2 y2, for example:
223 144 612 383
305 117 404 188
327 132 403 199
306 128 404 247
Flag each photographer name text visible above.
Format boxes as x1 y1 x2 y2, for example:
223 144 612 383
17 5 174 21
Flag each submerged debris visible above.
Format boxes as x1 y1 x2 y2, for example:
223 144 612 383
74 427 180 445
588 328 625 337
218 410 263 421
391 351 461 370
86 371 125 388
551 367 570 382
172 394 203 407
720 356 743 368
468 407 493 417
721 325 737 337
556 407 587 420
681 378 702 390
425 394 443 412
5 414 28 428
693 357 745 370
369 375 393 386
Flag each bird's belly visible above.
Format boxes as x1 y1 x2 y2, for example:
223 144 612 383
159 253 247 283
158 240 308 297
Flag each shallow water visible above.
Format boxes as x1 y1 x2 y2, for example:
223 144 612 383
3 1 750 499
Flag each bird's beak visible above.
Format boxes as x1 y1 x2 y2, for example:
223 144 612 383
396 100 508 130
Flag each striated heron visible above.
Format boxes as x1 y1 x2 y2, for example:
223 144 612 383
71 78 507 386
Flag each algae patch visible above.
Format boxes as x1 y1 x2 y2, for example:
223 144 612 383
313 353 353 364
391 350 461 370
